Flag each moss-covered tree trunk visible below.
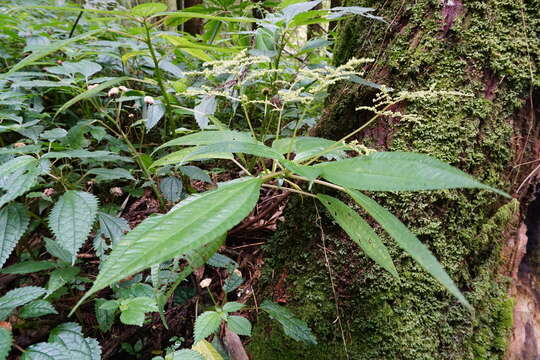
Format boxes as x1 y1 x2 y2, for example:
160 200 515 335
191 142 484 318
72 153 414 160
249 0 539 359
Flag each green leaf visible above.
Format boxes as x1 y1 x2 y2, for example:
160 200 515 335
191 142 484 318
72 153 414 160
160 177 183 202
0 286 46 319
1 261 57 274
281 0 322 23
161 35 241 54
98 299 120 312
194 311 222 343
179 46 214 62
156 131 253 152
46 267 80 296
54 77 129 118
119 297 158 326
48 191 98 263
151 147 233 168
0 327 12 360
206 253 237 269
317 194 398 278
48 322 101 359
42 149 132 162
182 235 225 277
45 238 73 263
87 168 134 182
0 156 36 177
166 11 257 23
179 166 212 183
131 3 167 17
19 79 69 88
280 160 321 182
95 298 116 333
260 300 317 345
0 167 39 208
346 190 473 311
222 302 245 313
298 37 333 54
223 272 243 293
194 96 217 128
192 340 224 360
0 203 29 268
146 102 166 131
19 300 57 319
170 349 204 360
186 142 285 162
40 128 68 141
22 343 69 360
0 30 102 80
73 178 262 312
272 137 347 161
316 152 509 197
97 212 130 245
226 315 251 336
22 5 127 16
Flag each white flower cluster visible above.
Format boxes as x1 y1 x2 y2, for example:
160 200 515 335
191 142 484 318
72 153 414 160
183 50 271 79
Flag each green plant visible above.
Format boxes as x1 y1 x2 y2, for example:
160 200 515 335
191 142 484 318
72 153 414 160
21 322 101 359
0 0 512 358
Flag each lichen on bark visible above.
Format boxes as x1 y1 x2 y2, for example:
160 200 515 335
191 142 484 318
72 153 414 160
249 0 538 358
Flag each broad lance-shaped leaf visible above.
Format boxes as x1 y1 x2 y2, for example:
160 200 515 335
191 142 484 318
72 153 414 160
346 189 472 311
260 300 317 345
317 194 398 279
151 147 233 168
315 152 510 197
184 141 285 163
72 178 262 312
272 136 347 161
0 30 102 80
48 191 98 264
155 130 254 152
0 203 29 268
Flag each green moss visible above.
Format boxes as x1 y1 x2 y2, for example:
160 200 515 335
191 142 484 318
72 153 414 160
250 0 537 358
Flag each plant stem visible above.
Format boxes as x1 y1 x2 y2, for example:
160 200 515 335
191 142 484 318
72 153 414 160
262 183 317 198
143 21 174 138
102 113 165 207
302 102 394 165
289 174 346 192
241 103 257 140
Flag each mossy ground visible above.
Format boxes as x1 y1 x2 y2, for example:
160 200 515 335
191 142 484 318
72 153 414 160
249 0 538 358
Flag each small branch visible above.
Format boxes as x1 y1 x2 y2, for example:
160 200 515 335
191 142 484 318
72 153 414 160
262 183 317 198
289 174 346 192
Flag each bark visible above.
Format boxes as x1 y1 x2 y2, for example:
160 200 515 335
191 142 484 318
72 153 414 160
249 0 539 359
182 0 203 35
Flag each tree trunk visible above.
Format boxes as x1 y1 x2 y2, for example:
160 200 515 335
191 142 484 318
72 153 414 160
182 0 203 35
248 0 539 359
